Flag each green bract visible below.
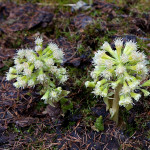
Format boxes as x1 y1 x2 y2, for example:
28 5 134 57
6 37 69 106
85 39 150 124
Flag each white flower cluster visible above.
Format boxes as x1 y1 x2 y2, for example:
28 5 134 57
6 37 69 106
85 38 150 110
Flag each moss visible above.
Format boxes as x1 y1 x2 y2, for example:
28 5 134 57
82 20 108 49
60 98 73 114
94 116 104 131
35 101 46 111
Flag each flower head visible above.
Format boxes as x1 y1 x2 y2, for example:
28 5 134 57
35 45 42 52
50 91 57 99
6 73 17 81
45 58 54 67
17 49 25 58
37 73 47 84
34 60 43 69
101 70 112 79
115 66 126 76
6 36 69 106
85 39 149 112
114 38 123 49
123 40 137 55
48 43 59 52
119 95 132 107
35 37 43 45
121 54 128 63
28 79 35 87
53 49 64 60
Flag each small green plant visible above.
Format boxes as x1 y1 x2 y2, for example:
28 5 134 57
85 39 150 124
6 37 69 106
94 116 104 131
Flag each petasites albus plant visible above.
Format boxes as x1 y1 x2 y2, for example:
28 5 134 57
6 37 69 106
85 39 150 124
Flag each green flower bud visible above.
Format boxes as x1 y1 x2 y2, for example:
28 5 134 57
41 90 50 100
141 89 150 97
85 81 95 88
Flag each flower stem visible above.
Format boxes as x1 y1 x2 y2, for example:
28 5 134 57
111 84 122 125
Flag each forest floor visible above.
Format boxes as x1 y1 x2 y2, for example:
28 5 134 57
0 0 150 149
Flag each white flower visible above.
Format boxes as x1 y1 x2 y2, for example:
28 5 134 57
23 62 29 69
101 42 111 50
6 73 17 81
24 68 32 76
85 81 90 87
50 91 57 98
28 79 35 87
25 49 34 56
136 62 145 72
101 70 112 79
114 38 123 50
34 60 43 69
101 42 115 57
14 57 20 65
114 38 123 46
17 49 25 58
26 54 36 63
35 45 42 52
90 71 97 79
104 59 114 69
128 80 140 90
124 40 137 53
138 52 146 61
101 87 108 97
130 51 138 61
119 96 132 107
141 67 148 76
57 87 62 94
9 67 17 74
120 86 130 94
93 50 105 63
35 37 43 45
48 43 59 52
37 73 47 84
60 75 68 83
17 77 27 88
50 66 58 73
130 51 146 62
121 54 128 63
46 58 54 67
111 82 117 89
93 58 103 66
13 82 20 88
53 49 64 60
92 87 101 96
115 66 126 76
59 68 66 74
15 64 24 73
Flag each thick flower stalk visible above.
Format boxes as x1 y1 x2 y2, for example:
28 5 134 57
6 37 69 106
85 39 150 124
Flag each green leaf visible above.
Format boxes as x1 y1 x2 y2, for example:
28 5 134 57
142 80 150 87
103 97 110 111
125 104 133 110
141 89 150 97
